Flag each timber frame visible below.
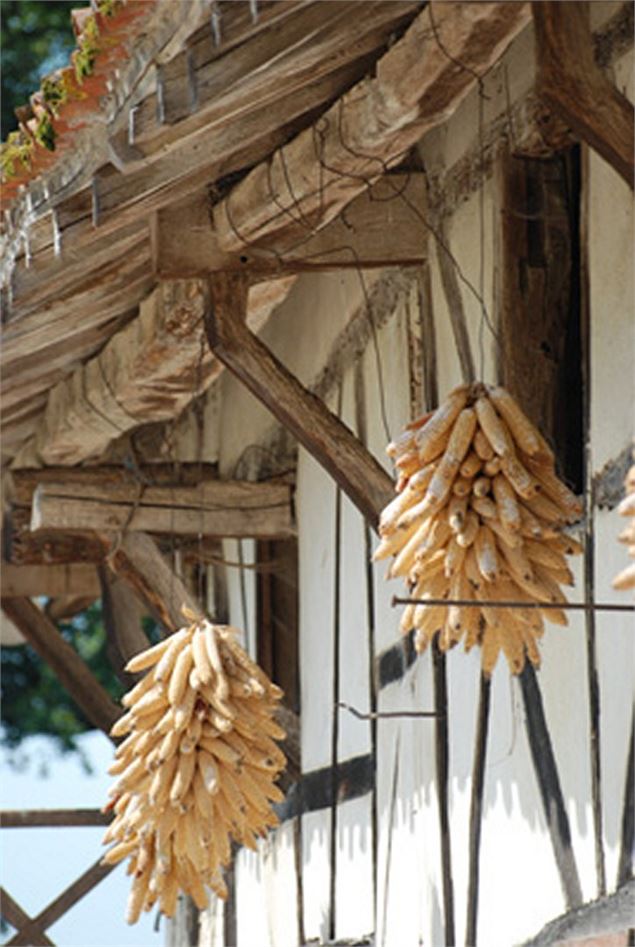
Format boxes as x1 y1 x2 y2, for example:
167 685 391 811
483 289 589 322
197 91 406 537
1 2 633 945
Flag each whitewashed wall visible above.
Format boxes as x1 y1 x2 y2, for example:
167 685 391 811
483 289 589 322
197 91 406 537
193 15 634 947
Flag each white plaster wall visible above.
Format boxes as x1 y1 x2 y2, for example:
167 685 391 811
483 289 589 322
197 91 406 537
196 29 634 947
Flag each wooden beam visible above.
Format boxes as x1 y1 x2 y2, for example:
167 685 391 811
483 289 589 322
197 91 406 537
1 563 100 599
15 277 295 468
1 809 111 828
532 1 634 189
213 2 531 254
7 858 114 947
0 598 120 738
45 595 98 623
205 273 393 530
106 531 200 633
153 174 427 276
30 478 295 539
99 568 151 685
4 508 107 566
0 889 53 947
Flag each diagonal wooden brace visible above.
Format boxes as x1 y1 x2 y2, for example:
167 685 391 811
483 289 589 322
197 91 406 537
0 598 120 738
204 273 393 530
532 1 634 189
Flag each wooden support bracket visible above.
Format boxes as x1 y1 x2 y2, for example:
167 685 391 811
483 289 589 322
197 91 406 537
204 273 394 530
532 1 634 189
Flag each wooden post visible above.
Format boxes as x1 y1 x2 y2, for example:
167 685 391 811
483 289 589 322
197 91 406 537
204 273 393 530
532 1 634 189
0 598 120 738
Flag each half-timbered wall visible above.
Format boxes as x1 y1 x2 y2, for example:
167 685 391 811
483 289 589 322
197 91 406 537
170 9 634 947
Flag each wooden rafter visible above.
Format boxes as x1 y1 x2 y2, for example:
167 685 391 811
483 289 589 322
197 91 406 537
213 2 531 255
14 277 293 468
532 1 634 189
205 273 393 529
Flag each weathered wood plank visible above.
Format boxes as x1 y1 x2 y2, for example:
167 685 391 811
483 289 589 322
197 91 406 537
0 563 100 598
132 2 420 154
213 2 531 254
31 478 295 539
0 598 120 737
532 1 634 189
4 508 107 566
205 273 393 529
153 174 427 276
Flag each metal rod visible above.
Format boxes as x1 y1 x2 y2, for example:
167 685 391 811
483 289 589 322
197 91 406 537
337 701 440 720
392 596 635 613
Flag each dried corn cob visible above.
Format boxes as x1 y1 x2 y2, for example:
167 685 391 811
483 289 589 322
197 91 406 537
375 382 583 675
612 449 635 593
102 612 285 924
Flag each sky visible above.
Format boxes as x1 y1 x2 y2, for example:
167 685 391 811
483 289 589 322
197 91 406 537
1 731 162 947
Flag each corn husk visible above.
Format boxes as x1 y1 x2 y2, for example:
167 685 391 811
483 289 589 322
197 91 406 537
378 382 583 675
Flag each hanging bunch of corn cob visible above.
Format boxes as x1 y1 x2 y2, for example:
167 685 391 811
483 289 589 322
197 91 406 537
375 382 583 675
102 608 286 924
612 449 635 593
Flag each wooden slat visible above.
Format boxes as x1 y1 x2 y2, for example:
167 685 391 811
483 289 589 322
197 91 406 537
532 1 634 189
0 563 100 598
31 479 295 539
1 809 111 828
213 2 531 254
153 174 427 276
131 2 420 153
205 273 393 530
0 598 120 738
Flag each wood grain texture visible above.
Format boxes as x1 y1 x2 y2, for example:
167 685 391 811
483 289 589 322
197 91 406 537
532 1 634 189
0 563 99 598
30 478 295 539
106 531 201 633
214 2 531 254
205 273 393 529
0 598 120 737
14 275 294 468
154 175 427 276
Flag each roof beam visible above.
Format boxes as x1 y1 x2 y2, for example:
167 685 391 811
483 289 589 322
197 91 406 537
213 2 531 255
532 1 634 190
153 174 427 277
30 477 295 540
1 563 99 599
13 277 294 467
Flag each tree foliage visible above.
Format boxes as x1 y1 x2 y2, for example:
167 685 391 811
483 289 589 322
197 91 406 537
1 602 124 770
1 1 77 140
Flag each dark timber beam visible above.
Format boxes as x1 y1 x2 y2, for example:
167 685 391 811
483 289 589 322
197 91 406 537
0 598 120 738
204 273 393 530
532 1 634 189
